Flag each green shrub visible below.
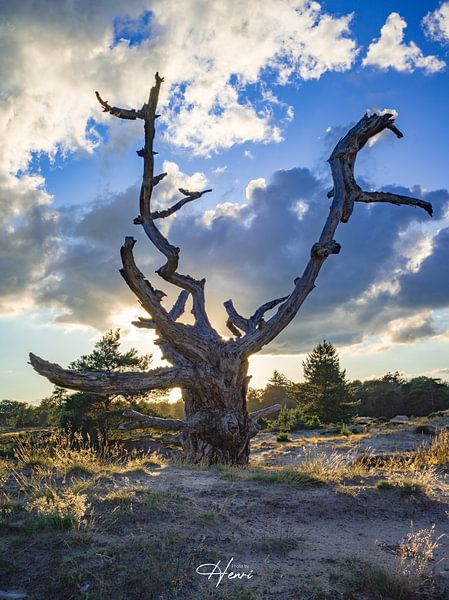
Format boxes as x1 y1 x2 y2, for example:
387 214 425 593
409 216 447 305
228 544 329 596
305 415 322 429
276 432 290 442
270 405 323 432
340 423 352 436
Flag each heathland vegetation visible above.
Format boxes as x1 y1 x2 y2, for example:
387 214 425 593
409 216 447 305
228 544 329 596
2 331 449 598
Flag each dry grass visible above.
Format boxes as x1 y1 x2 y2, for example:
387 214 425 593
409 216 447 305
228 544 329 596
413 430 449 467
1 425 448 598
12 430 164 480
398 524 445 579
368 431 449 497
101 483 148 505
248 466 324 487
0 430 165 534
344 524 446 600
25 485 90 530
211 432 449 494
200 430 449 511
14 430 119 472
296 447 366 482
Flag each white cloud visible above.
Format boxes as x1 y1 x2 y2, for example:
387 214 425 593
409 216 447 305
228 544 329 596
201 202 248 229
245 178 266 201
0 1 360 317
213 166 227 175
423 2 449 44
0 0 358 175
384 312 435 342
244 150 255 160
291 200 309 220
363 12 445 74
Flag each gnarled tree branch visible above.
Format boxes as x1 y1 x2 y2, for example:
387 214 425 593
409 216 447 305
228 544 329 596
357 191 433 216
120 238 209 362
118 404 281 439
250 296 289 330
231 112 433 358
124 73 218 339
29 353 192 393
95 91 144 120
118 408 188 431
249 403 282 420
150 188 212 220
225 295 289 338
132 289 190 330
224 300 250 337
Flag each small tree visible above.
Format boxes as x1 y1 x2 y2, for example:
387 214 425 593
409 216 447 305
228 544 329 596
264 371 296 408
301 340 356 423
58 329 162 441
34 388 66 426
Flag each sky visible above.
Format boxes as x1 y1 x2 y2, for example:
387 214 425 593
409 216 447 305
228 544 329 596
1 0 449 403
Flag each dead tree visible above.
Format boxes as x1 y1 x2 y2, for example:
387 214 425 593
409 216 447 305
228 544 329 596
29 74 433 465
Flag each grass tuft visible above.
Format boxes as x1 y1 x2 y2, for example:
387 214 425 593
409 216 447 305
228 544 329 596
249 467 324 488
276 432 291 443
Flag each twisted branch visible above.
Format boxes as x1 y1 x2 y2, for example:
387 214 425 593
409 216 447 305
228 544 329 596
357 191 433 216
225 295 289 337
150 188 212 220
231 112 433 357
29 353 192 393
108 73 218 339
132 289 189 330
118 403 282 435
95 91 144 120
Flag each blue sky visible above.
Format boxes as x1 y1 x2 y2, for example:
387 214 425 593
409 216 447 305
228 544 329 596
1 0 449 402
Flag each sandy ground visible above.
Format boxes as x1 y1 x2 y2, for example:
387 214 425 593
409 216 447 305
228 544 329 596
250 421 439 466
1 417 449 599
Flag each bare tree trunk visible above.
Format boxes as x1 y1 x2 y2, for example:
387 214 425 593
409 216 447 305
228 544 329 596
29 74 433 466
181 387 250 465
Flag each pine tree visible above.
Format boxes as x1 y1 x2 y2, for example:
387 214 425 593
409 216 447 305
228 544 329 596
59 329 165 441
262 370 296 409
301 340 357 423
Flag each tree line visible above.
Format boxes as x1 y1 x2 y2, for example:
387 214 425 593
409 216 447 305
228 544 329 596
248 343 449 429
2 331 448 435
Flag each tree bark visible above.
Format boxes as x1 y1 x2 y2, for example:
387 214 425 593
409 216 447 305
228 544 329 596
181 388 250 465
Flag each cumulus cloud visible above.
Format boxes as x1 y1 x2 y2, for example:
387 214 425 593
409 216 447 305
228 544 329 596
0 0 358 173
165 169 449 352
363 12 445 74
12 150 447 353
158 1 357 154
0 0 360 317
395 226 449 310
34 161 208 328
384 312 437 344
0 172 58 314
423 2 449 44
